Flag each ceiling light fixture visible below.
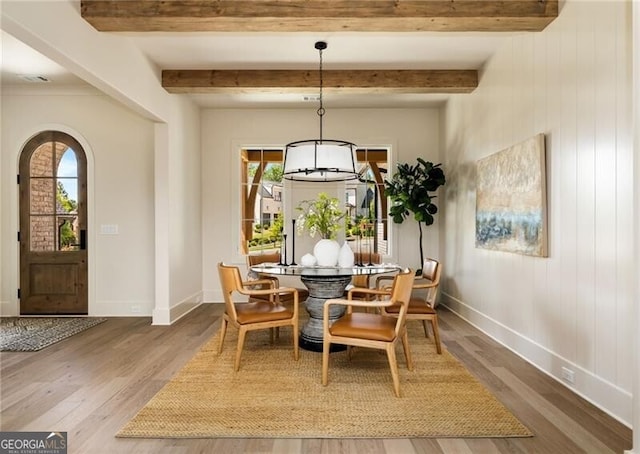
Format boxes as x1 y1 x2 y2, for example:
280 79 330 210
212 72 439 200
283 41 358 182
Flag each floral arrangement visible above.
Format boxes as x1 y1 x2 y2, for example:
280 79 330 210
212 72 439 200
295 192 346 240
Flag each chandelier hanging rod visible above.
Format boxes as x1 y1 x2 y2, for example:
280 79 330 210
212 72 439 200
282 40 358 182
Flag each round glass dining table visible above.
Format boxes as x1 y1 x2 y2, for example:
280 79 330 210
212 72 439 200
249 263 400 352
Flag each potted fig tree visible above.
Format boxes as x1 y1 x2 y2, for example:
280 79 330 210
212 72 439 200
384 158 446 273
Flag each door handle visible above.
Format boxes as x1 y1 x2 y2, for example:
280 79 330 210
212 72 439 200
70 230 86 250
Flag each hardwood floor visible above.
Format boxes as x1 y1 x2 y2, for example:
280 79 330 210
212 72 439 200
0 304 632 454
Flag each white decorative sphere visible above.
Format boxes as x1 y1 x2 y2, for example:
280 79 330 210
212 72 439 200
300 253 317 267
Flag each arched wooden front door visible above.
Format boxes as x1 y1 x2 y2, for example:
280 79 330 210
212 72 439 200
19 131 88 315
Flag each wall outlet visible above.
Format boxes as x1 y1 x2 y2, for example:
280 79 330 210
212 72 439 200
131 304 141 314
561 367 575 384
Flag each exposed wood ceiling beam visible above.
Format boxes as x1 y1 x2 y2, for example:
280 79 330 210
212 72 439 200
81 1 558 33
162 70 478 94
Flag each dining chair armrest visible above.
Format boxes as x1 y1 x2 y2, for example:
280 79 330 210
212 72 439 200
242 278 276 289
272 287 299 315
256 274 281 285
341 298 397 309
374 274 396 288
323 297 379 332
324 296 398 321
241 286 299 319
325 297 384 309
239 286 297 299
412 281 438 290
347 287 390 300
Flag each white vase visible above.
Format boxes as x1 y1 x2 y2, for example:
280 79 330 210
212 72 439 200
313 239 340 267
338 241 355 268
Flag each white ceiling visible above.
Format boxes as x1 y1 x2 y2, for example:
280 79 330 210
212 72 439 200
1 31 88 86
1 29 515 108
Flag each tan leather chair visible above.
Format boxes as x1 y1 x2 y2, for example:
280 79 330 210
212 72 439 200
246 252 309 303
346 252 382 301
322 269 415 397
217 262 299 371
376 258 443 354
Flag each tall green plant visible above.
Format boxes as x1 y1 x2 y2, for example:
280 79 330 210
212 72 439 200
385 158 446 271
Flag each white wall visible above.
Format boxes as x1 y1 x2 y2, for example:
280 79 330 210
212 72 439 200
201 108 442 301
168 99 203 317
0 87 155 316
631 1 639 451
1 0 203 323
442 0 633 425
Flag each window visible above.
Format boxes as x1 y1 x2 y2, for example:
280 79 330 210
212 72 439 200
346 148 389 256
240 147 389 256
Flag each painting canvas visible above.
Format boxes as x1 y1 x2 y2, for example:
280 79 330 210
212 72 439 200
476 134 547 257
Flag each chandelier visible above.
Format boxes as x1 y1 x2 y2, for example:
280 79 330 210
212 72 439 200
283 41 358 182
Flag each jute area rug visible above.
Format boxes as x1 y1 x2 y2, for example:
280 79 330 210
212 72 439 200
118 321 532 439
0 317 107 352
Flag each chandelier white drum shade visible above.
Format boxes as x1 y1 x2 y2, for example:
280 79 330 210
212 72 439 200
283 139 358 182
283 41 358 182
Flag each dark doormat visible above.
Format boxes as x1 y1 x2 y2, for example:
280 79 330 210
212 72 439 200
0 317 107 352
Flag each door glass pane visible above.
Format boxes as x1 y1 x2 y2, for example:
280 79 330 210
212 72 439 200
57 148 78 215
57 148 77 177
30 143 54 177
57 179 78 215
57 216 78 251
30 216 55 251
30 179 54 214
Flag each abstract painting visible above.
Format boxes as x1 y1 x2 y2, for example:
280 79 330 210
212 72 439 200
476 134 547 257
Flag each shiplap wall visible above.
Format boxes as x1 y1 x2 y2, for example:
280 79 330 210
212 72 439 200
442 0 633 425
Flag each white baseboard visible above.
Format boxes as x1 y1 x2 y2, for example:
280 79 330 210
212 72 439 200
2 293 217 322
441 292 632 428
91 300 154 317
1 299 154 317
152 291 204 325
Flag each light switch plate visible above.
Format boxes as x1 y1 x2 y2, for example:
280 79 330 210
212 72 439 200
100 224 119 235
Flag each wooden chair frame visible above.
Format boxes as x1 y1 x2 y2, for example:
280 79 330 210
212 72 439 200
246 252 309 304
218 262 299 371
322 269 415 397
375 258 443 354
